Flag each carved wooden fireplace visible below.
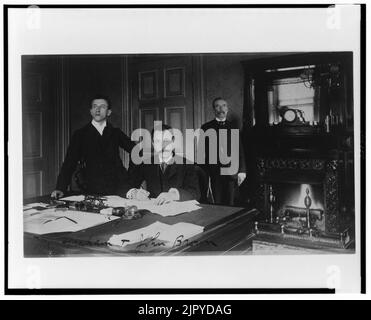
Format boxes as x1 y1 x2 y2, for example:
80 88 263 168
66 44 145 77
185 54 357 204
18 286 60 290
241 52 354 249
256 157 345 233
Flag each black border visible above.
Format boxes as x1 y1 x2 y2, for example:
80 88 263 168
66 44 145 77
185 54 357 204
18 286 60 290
7 288 334 295
360 3 366 294
4 2 9 295
3 3 365 296
3 4 332 9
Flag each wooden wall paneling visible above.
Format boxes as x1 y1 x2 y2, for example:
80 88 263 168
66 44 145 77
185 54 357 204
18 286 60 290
68 56 124 133
23 111 43 159
55 57 70 177
23 72 43 104
164 67 185 97
23 171 43 198
191 55 205 130
22 56 59 198
129 55 200 161
164 106 186 157
139 107 160 153
243 73 255 128
121 56 131 168
138 70 158 101
160 57 194 132
164 106 186 132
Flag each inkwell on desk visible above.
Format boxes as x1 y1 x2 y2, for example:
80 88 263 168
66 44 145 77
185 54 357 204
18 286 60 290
50 194 147 220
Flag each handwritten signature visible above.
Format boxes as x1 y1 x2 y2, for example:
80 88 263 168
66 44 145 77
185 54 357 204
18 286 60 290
119 233 217 251
172 235 217 248
53 232 217 252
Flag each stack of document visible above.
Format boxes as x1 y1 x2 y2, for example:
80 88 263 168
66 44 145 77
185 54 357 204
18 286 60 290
142 200 201 216
60 195 86 202
104 196 201 216
108 221 204 249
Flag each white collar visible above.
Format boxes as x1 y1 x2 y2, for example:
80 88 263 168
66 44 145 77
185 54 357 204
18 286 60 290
92 119 107 127
215 118 227 122
158 153 173 164
91 120 107 135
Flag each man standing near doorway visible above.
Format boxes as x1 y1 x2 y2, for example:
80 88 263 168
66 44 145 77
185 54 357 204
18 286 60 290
51 94 135 198
199 97 246 206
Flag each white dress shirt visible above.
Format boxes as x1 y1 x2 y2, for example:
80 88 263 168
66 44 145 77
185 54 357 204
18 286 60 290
91 120 107 136
215 117 227 122
158 152 173 165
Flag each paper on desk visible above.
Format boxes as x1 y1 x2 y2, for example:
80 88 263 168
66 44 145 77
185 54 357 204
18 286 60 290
147 200 201 216
103 195 130 207
23 202 49 210
108 221 204 248
103 196 201 216
60 195 86 202
24 208 119 235
61 195 201 216
23 208 43 217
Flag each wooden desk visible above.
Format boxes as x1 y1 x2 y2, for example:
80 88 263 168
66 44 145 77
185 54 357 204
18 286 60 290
23 197 259 257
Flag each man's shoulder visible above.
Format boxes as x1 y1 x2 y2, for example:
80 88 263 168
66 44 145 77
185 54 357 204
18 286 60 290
107 122 119 130
72 123 92 136
131 154 155 168
225 119 238 128
201 119 217 129
108 123 131 136
172 155 199 168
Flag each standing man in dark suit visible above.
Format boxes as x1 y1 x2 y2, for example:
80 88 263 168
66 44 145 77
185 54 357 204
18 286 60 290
51 94 135 198
128 124 200 204
199 97 246 206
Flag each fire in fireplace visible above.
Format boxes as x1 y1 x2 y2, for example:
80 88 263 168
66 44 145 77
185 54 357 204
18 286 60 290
254 157 352 248
272 183 325 232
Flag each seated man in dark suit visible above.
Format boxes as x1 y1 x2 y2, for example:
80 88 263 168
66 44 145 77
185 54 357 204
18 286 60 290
51 94 135 198
127 124 200 205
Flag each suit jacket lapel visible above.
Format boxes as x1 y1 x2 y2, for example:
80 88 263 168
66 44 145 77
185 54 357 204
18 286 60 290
163 155 185 179
99 123 114 152
87 123 104 152
163 162 178 179
102 122 113 139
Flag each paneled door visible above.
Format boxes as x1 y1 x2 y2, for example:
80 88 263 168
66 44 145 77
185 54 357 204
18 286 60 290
22 57 58 199
129 56 195 157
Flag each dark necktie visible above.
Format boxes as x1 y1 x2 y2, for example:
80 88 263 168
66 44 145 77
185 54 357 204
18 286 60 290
218 121 226 126
160 162 167 173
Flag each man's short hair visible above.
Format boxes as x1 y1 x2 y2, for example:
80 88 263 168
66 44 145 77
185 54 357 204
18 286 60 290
151 123 173 140
212 97 225 108
90 94 112 109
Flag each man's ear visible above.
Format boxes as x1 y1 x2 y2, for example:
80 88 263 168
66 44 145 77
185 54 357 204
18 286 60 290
107 109 112 117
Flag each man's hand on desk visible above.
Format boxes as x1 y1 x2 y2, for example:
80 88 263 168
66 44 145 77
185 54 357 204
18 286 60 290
126 188 150 201
155 188 180 205
127 187 180 205
51 190 64 199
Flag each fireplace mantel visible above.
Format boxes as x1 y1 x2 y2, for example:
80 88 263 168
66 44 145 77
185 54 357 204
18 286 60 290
241 52 355 246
